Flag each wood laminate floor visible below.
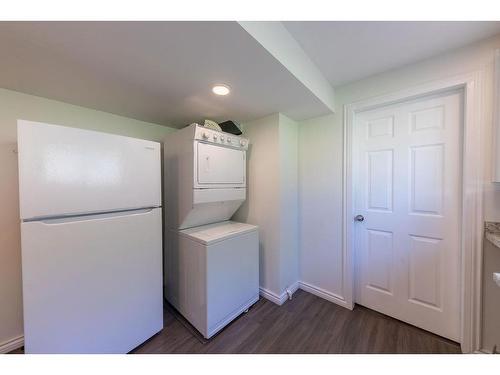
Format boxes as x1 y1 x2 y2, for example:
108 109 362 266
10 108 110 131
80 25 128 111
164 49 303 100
133 290 460 354
10 290 461 354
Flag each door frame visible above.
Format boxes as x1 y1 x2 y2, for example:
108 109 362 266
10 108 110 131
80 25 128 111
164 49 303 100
343 71 485 353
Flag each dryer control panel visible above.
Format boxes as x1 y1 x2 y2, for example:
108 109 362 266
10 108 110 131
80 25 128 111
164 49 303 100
193 124 249 150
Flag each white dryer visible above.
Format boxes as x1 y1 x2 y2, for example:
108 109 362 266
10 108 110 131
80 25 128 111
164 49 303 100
163 123 248 230
163 124 259 338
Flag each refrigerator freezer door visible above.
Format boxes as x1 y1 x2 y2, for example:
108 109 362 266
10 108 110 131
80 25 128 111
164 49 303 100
20 208 163 353
17 120 161 220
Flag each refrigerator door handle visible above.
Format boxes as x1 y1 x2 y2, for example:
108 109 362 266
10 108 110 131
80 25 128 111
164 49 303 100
31 207 159 225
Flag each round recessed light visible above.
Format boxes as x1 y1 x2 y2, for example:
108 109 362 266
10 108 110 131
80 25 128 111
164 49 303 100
212 84 230 96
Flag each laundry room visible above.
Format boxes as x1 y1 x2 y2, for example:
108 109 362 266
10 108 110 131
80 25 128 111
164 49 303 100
1 2 500 373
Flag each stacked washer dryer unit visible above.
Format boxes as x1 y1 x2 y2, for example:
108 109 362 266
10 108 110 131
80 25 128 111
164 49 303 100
163 123 259 339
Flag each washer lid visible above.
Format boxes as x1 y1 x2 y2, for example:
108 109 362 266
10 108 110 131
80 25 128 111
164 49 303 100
179 221 258 245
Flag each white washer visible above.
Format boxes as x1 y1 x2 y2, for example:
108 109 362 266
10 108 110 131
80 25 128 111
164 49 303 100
165 221 259 338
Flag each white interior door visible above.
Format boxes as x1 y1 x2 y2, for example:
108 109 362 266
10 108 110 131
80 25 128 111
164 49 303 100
353 91 462 341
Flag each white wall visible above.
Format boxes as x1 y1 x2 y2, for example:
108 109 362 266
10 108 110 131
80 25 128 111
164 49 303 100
234 114 282 295
0 88 175 351
298 114 344 298
234 113 300 299
298 34 500 343
278 114 299 292
492 50 500 183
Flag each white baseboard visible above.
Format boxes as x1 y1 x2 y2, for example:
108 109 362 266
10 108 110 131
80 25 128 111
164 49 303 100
259 287 283 305
259 281 300 306
288 281 300 294
259 281 352 310
298 281 352 310
0 335 24 354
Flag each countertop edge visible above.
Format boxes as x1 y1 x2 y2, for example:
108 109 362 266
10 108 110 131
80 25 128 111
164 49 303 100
485 221 500 249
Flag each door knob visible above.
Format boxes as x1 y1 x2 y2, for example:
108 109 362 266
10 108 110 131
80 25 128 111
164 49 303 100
354 215 364 222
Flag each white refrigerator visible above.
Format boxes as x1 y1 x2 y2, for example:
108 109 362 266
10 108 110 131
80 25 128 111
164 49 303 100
17 120 163 354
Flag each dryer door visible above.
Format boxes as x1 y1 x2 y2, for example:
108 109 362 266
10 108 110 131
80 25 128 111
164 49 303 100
195 142 246 187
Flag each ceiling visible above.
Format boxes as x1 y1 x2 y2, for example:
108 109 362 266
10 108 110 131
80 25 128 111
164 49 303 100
0 21 329 128
1 21 500 128
283 21 500 86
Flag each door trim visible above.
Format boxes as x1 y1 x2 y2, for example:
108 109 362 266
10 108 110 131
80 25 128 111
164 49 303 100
343 71 485 353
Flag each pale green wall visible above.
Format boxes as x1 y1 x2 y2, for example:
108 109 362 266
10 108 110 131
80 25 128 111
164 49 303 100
0 88 175 145
0 88 175 350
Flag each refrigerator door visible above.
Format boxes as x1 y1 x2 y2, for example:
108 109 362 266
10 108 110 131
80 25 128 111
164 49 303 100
20 208 163 353
17 120 161 220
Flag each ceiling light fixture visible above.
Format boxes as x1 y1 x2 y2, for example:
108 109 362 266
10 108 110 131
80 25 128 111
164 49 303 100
212 84 231 96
